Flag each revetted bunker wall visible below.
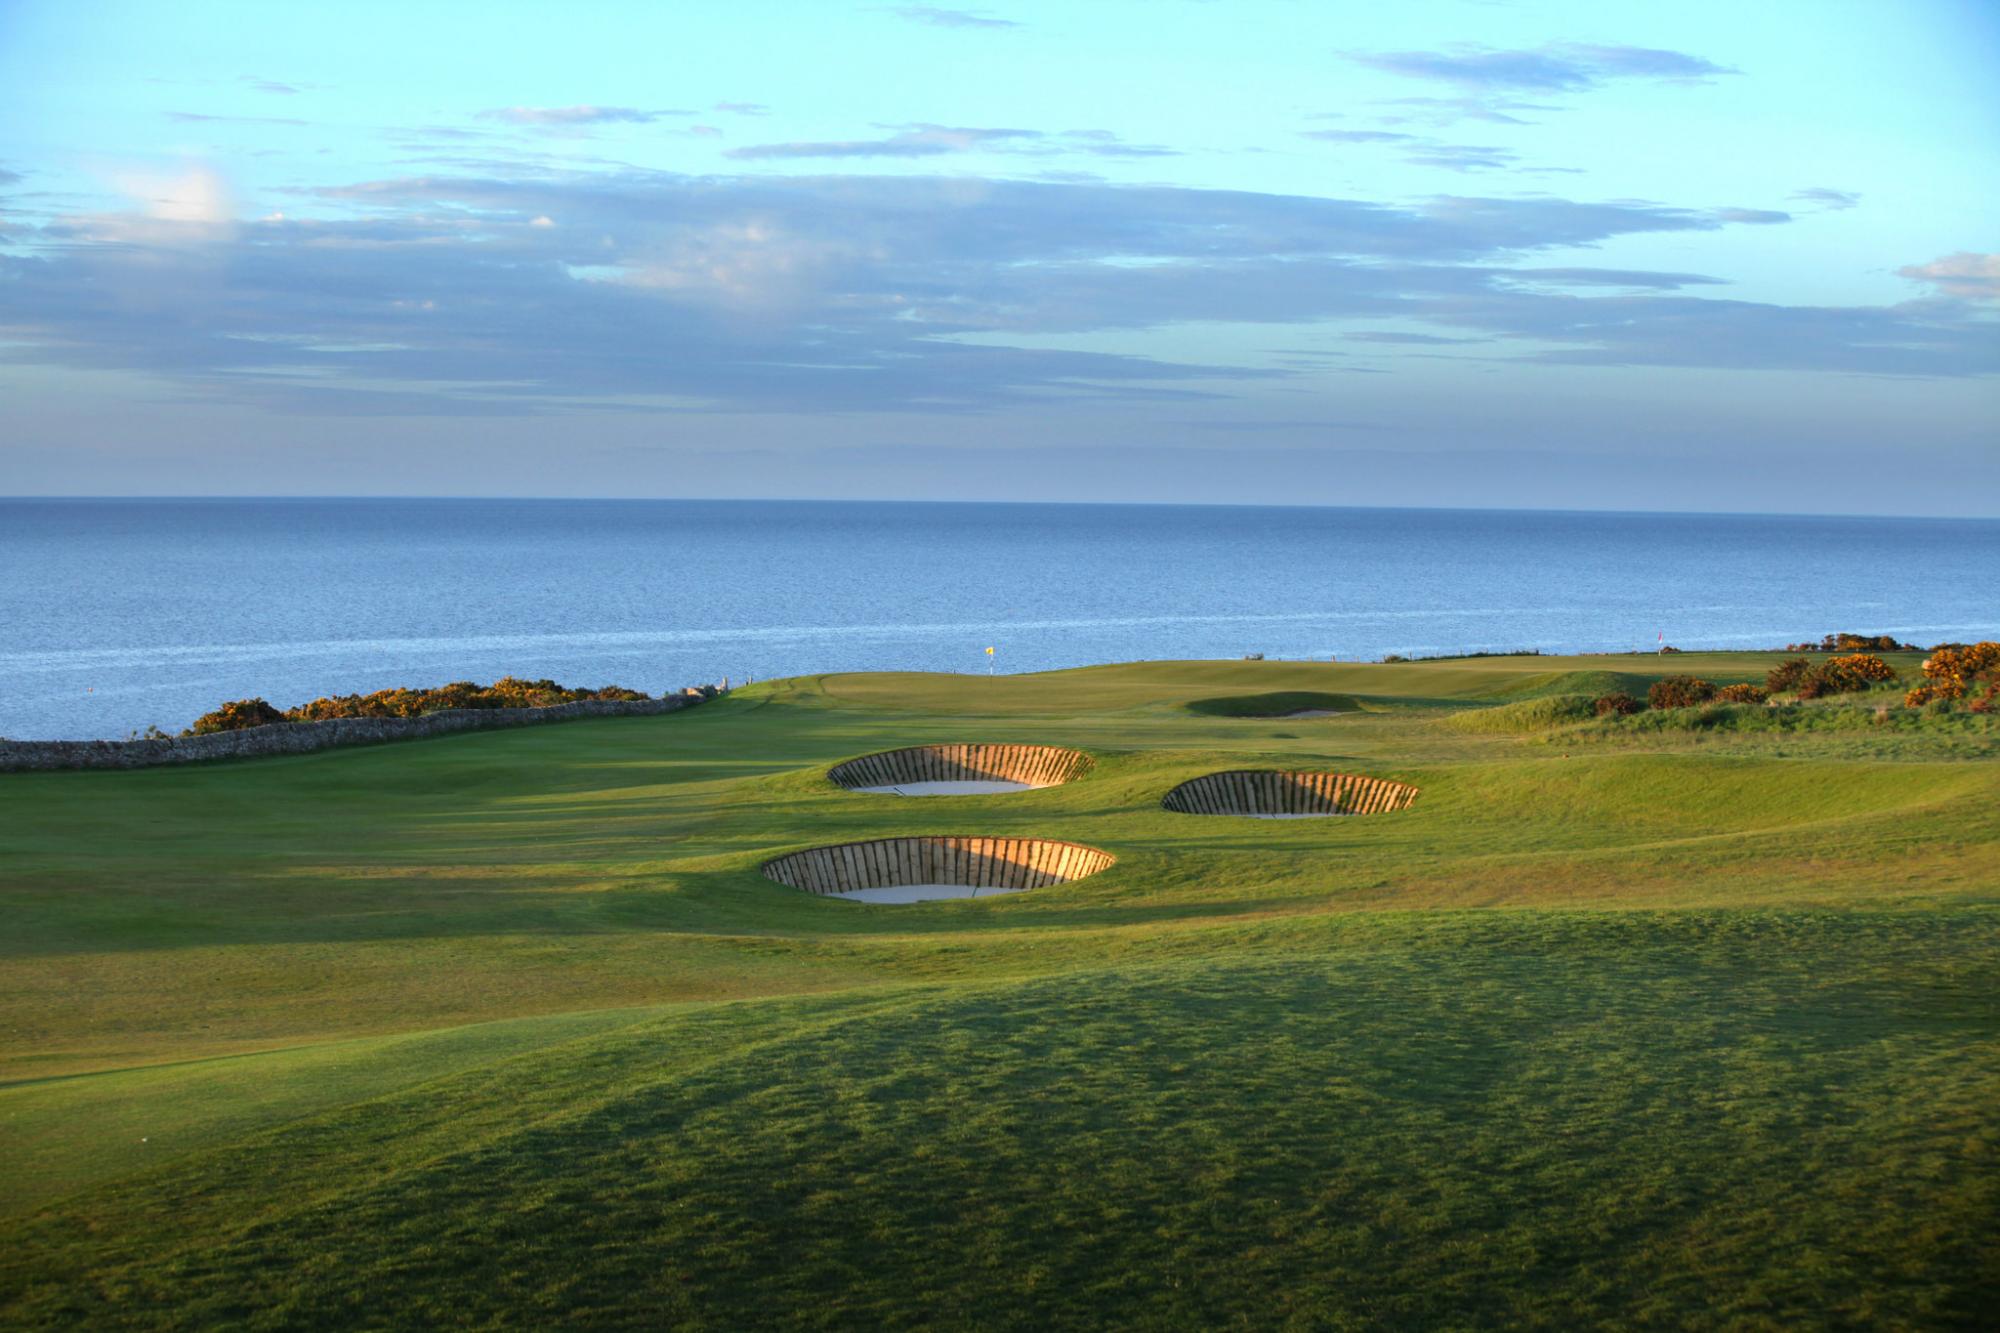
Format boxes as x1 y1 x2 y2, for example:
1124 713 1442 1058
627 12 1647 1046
764 836 1115 895
828 744 1092 790
0 696 703 772
1163 770 1419 816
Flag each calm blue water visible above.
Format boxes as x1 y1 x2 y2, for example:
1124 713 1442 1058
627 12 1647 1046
2 498 1995 740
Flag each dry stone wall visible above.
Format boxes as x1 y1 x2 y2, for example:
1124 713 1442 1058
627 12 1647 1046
764 835 1114 895
828 744 1092 790
0 695 706 772
1163 769 1418 816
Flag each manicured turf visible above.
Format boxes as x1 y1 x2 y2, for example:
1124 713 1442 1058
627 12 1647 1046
3 656 1996 1327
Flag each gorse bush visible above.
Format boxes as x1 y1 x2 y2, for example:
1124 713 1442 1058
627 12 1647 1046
189 678 653 734
189 698 287 735
1766 657 1813 693
1593 693 1643 716
1795 654 1897 700
1713 683 1769 705
1768 653 1899 700
1648 676 1716 709
1786 632 1919 653
1905 641 2000 709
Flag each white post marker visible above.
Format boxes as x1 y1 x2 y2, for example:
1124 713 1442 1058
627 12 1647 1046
986 645 996 675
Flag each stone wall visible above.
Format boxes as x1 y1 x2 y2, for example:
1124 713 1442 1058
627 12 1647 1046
0 693 713 772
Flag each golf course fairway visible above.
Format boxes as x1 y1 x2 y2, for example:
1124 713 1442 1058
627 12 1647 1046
3 655 1996 1328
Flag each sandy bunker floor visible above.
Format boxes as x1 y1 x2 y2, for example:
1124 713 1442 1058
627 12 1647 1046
828 883 1030 903
853 780 1033 796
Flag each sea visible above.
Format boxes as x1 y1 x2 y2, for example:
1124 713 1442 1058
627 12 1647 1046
2 498 1996 741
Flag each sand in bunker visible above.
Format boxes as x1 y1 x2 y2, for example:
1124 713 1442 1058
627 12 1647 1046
828 884 1031 903
853 780 1033 796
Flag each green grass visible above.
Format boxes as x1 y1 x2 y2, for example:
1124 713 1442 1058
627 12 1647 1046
2 655 1996 1328
1444 692 1598 732
1182 689 1360 717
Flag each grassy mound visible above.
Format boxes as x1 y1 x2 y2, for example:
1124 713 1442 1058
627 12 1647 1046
1446 693 1597 733
3 655 1995 1325
1184 690 1359 717
1492 668 1655 701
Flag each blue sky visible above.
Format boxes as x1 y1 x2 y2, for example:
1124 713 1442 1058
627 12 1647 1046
1 0 1995 513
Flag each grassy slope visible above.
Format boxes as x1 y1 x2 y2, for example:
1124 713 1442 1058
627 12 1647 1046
3 655 1996 1327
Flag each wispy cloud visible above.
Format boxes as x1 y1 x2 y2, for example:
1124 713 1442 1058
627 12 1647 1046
1348 43 1734 126
727 124 1041 159
165 111 309 127
1060 129 1179 158
1790 187 1861 211
1301 130 1418 145
713 101 770 116
1352 43 1734 93
728 124 1173 161
477 105 691 126
888 6 1020 29
1899 252 2000 302
1402 143 1519 172
1302 126 1525 173
1713 208 1791 225
1502 268 1726 290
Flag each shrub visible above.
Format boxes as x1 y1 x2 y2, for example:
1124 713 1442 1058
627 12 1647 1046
1713 683 1768 705
1788 632 1918 653
189 698 287 734
1593 692 1642 716
1797 653 1898 699
1648 675 1716 709
1907 641 2000 707
195 678 654 731
1766 657 1813 693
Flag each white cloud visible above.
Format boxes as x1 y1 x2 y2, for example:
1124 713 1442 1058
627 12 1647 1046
1899 252 2000 302
113 163 235 225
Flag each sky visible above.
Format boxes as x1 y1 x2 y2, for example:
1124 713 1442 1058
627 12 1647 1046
0 0 1996 514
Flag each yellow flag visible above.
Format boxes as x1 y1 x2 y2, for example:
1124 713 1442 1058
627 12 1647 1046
985 646 995 655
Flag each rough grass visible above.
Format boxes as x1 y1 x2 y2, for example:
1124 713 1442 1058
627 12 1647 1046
2 655 1996 1328
1444 692 1597 732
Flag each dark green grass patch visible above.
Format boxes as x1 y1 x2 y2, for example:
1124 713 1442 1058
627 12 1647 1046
1183 690 1359 717
4 912 1995 1329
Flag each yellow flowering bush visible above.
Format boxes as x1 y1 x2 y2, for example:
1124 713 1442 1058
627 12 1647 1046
191 678 653 732
1905 642 2000 707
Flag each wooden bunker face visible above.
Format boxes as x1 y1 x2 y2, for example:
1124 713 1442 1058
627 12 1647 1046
828 744 1092 794
1162 770 1419 817
763 836 1114 900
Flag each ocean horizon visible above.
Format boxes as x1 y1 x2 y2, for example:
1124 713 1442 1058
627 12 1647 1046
5 496 1998 741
